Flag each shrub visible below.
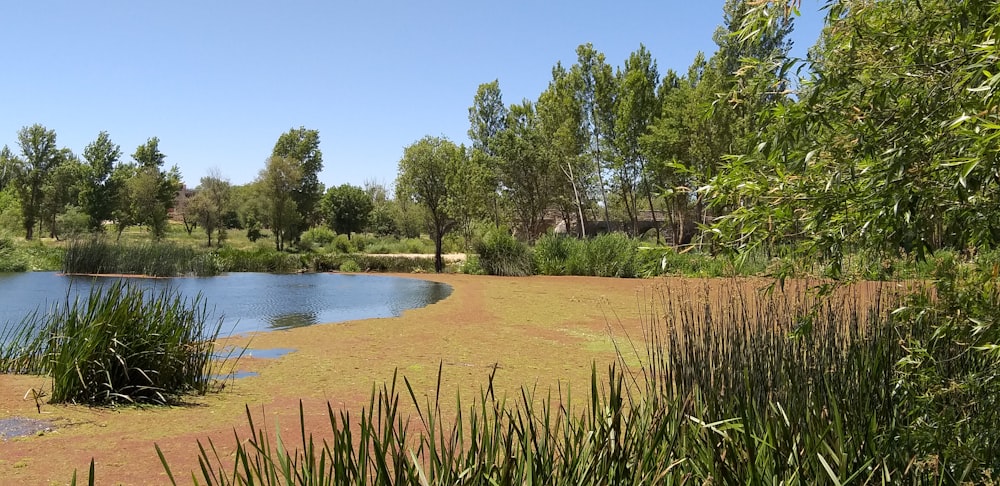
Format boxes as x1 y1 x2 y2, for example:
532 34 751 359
582 232 637 277
0 281 226 405
215 246 303 273
339 259 361 273
299 227 336 250
0 237 28 272
533 233 579 276
475 228 532 276
332 234 356 254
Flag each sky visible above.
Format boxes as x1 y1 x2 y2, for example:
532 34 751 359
1 1 826 190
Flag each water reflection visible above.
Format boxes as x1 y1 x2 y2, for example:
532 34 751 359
0 272 452 336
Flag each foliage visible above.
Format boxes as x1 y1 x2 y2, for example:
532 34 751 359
0 236 28 272
474 227 533 276
580 232 638 277
254 156 302 251
321 183 372 239
152 281 996 484
532 233 581 276
272 127 324 232
299 226 337 250
64 240 220 277
8 124 70 240
396 136 463 272
310 253 437 273
1 281 225 405
214 246 303 273
187 172 233 247
79 131 121 232
332 234 355 254
56 206 91 240
338 259 360 273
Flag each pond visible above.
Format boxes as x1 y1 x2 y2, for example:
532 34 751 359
0 272 452 337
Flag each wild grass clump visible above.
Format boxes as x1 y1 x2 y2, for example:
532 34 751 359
580 232 637 277
1 281 225 405
64 239 219 277
532 233 580 275
152 278 992 484
309 253 438 273
215 246 303 273
475 228 533 276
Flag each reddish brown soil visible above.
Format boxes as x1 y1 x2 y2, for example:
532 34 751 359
0 274 880 485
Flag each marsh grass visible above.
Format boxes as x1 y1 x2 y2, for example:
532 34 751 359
215 246 303 273
152 279 987 484
0 281 226 405
474 229 533 276
64 239 220 277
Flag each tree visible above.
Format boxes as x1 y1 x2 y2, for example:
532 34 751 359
571 44 617 227
320 184 372 239
39 153 84 239
396 136 462 272
255 156 302 251
614 45 661 240
537 62 591 237
495 100 560 240
272 127 324 235
468 81 508 227
128 138 181 238
187 171 232 247
80 131 121 231
11 124 66 239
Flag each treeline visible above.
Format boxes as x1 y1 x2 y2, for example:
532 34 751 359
394 0 793 270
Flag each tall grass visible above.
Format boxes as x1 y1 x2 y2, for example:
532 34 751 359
475 228 533 276
151 278 991 484
215 246 303 273
0 281 226 405
64 239 220 277
0 236 29 272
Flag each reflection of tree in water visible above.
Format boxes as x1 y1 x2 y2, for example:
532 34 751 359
268 312 317 329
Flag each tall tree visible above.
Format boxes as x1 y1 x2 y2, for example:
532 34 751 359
80 131 121 231
537 63 591 237
12 124 66 239
320 183 373 240
614 45 661 239
396 136 462 272
272 127 324 234
40 153 84 239
495 100 560 240
468 81 508 227
187 170 233 247
571 44 616 228
255 156 302 251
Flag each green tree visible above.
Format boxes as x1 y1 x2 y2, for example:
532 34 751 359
396 136 462 272
11 124 67 239
187 171 233 247
571 44 617 227
321 183 373 240
495 101 560 240
129 138 181 238
272 127 324 235
613 45 661 239
80 131 121 231
40 153 85 239
255 156 302 251
468 80 508 227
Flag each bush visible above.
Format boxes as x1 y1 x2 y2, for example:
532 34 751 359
475 228 532 276
582 232 637 278
0 236 28 272
339 259 361 273
0 281 226 405
299 227 336 250
332 234 356 254
533 233 580 276
215 246 303 273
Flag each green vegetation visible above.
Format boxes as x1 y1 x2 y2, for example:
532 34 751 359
0 281 225 405
64 239 219 277
474 227 533 277
155 279 992 483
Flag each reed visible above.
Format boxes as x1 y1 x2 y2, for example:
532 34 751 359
64 239 220 277
152 278 991 484
474 228 533 276
0 281 225 405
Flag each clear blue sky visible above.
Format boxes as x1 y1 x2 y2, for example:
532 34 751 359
1 1 825 190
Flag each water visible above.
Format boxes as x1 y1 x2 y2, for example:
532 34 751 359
0 272 451 337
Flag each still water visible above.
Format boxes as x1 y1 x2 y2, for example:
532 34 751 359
0 272 452 336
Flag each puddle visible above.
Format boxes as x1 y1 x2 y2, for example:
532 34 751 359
0 417 53 440
214 347 295 360
210 370 259 381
